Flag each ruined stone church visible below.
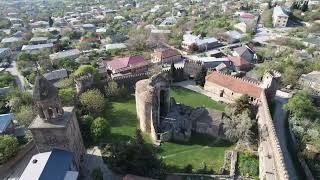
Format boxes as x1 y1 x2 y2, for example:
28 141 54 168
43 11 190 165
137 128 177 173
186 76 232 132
29 75 85 169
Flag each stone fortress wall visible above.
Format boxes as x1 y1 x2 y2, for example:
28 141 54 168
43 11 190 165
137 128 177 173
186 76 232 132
259 90 290 180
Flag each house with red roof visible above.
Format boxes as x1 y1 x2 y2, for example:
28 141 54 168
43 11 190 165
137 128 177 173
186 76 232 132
102 55 149 75
151 48 181 64
204 71 263 103
229 56 252 71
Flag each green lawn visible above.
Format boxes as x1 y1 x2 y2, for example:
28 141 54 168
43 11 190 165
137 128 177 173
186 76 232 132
170 86 226 112
104 88 231 173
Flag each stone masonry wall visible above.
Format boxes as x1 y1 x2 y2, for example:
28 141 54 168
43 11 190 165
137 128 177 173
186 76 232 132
259 90 289 180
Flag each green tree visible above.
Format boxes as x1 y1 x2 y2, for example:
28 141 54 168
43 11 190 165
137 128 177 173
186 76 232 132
91 117 110 143
106 129 164 178
91 167 103 180
284 90 317 120
74 65 100 81
105 81 119 97
0 135 19 164
59 88 76 106
238 153 259 177
14 106 35 127
58 58 79 71
48 16 54 27
195 66 207 87
80 115 94 145
0 72 15 88
80 89 105 114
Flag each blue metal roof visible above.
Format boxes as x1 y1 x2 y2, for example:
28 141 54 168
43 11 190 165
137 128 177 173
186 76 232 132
0 113 13 134
39 148 74 180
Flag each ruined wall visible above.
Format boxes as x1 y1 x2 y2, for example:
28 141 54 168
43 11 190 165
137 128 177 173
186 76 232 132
259 91 289 180
113 72 151 91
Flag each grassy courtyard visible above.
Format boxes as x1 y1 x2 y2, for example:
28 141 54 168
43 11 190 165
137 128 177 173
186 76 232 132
170 86 226 112
104 88 232 173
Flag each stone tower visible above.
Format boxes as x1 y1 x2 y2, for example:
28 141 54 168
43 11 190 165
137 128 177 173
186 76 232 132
74 73 93 95
29 75 85 169
135 73 170 142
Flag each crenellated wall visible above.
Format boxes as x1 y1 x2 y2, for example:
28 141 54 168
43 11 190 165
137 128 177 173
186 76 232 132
259 90 290 180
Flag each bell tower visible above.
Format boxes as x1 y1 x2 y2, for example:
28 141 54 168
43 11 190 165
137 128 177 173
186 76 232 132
29 75 85 169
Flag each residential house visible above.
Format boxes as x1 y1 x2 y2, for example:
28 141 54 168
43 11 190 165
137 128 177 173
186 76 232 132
0 113 14 135
223 30 243 43
298 71 320 95
229 56 252 71
232 46 257 64
82 24 96 32
204 71 262 103
29 37 48 45
273 6 289 28
151 48 181 64
159 17 177 27
49 49 81 64
239 12 258 31
182 33 221 52
21 43 54 54
0 48 12 62
20 149 79 180
1 37 23 50
234 22 248 33
29 21 49 28
43 69 68 87
105 43 127 51
102 55 149 75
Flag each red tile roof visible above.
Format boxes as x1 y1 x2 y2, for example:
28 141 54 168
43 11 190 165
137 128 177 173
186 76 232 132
106 55 147 71
206 71 262 98
152 48 180 60
229 56 250 67
240 13 256 19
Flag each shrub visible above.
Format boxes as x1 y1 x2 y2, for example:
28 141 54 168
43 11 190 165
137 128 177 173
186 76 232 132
90 117 110 143
59 88 76 105
74 65 99 81
0 72 15 88
79 89 105 114
238 153 259 178
0 135 19 164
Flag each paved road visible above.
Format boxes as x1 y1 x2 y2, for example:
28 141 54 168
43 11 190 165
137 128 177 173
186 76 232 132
80 146 121 180
5 61 26 91
273 95 298 180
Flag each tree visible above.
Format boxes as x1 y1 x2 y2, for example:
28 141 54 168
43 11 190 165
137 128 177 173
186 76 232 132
90 117 110 143
80 115 94 145
105 81 119 97
0 135 19 164
59 88 76 106
105 129 165 178
58 58 79 71
233 95 253 116
74 65 100 81
91 167 103 180
284 90 317 120
223 107 255 143
14 106 35 127
80 89 105 114
48 16 54 27
195 66 207 87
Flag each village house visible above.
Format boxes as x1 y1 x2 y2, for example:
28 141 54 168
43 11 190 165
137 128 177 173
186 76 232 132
49 49 81 64
298 71 320 95
223 30 243 43
228 56 252 72
1 37 23 50
182 33 221 52
102 55 149 75
20 149 79 180
29 37 48 45
151 48 181 64
239 12 258 31
0 113 15 135
43 69 68 87
204 71 263 103
82 24 96 32
232 46 257 64
21 43 54 53
273 6 289 28
0 48 12 62
29 21 49 28
105 43 127 51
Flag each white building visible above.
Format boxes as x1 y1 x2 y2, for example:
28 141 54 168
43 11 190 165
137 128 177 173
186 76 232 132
273 6 289 28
